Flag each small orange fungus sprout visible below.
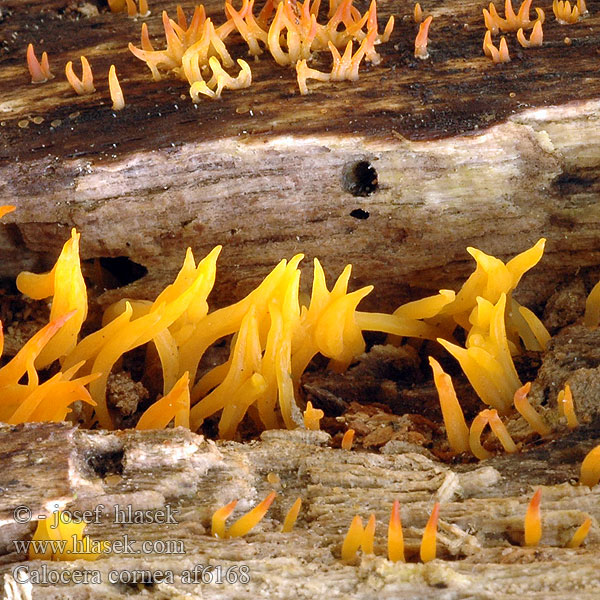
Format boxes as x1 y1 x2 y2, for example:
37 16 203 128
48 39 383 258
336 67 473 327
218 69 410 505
303 401 324 430
553 0 580 23
341 514 375 560
420 502 440 563
517 20 543 46
108 65 125 110
30 511 104 561
579 445 600 488
485 35 511 63
584 280 600 328
136 371 190 429
469 408 518 460
524 488 542 546
211 500 237 538
414 2 423 23
282 497 302 532
414 15 432 59
387 499 405 562
65 56 96 95
557 383 578 429
483 0 545 33
429 356 469 453
226 491 277 538
341 428 355 450
513 382 550 436
567 517 592 548
26 43 54 84
0 206 16 219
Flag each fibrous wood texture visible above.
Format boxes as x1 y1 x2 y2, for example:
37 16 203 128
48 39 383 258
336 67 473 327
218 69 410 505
1 424 600 600
1 0 600 311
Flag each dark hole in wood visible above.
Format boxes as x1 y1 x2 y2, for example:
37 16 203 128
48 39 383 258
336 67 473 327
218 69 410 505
84 256 148 290
349 208 370 220
343 161 378 196
85 449 124 477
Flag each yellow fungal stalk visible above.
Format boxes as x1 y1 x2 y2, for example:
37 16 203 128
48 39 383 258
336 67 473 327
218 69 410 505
282 497 302 532
584 280 600 328
136 371 190 429
420 502 440 563
567 517 592 548
557 383 578 429
513 382 550 436
552 0 580 23
0 205 16 219
483 0 545 33
341 428 355 450
387 499 405 562
414 2 423 23
485 35 511 63
189 57 251 101
414 15 432 59
26 43 54 83
341 515 364 561
439 294 522 414
517 20 543 47
17 228 87 369
65 56 96 95
29 511 103 561
211 500 237 538
226 491 277 538
524 488 542 546
303 401 324 430
64 246 220 429
362 514 376 555
108 65 125 110
429 356 469 453
469 408 517 460
579 445 600 488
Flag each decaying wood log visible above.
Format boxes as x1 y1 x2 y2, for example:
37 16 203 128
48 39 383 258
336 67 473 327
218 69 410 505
1 0 600 312
0 424 599 599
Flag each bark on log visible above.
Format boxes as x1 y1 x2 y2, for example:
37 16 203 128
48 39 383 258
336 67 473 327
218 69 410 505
1 0 600 311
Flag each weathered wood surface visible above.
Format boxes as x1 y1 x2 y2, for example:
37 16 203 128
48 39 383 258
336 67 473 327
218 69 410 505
0 423 599 599
1 0 600 311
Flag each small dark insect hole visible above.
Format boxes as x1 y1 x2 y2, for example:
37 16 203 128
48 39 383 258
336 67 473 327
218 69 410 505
85 449 124 478
349 208 370 220
343 160 379 196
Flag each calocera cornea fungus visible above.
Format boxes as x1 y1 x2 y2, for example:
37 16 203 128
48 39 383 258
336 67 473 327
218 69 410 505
65 56 96 95
341 514 376 560
557 383 579 429
579 445 600 488
225 492 277 538
211 500 238 538
524 488 542 546
281 497 302 532
387 500 405 562
567 517 592 548
419 502 440 563
485 34 511 63
108 65 125 110
469 408 518 460
552 0 580 23
136 371 190 429
29 511 104 561
303 401 324 430
414 15 432 59
584 280 600 328
26 43 54 84
483 0 545 33
517 20 543 46
513 381 551 436
341 428 355 450
429 356 469 453
414 2 423 23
